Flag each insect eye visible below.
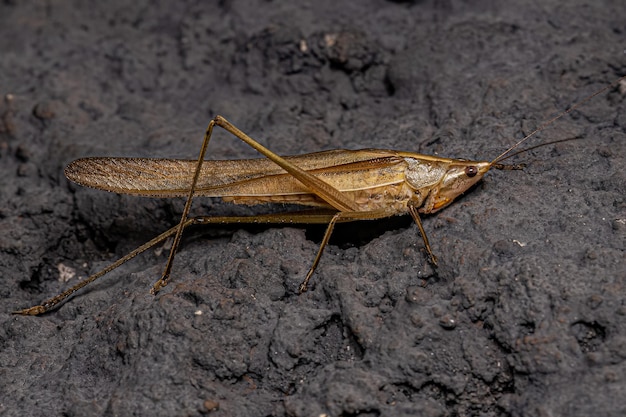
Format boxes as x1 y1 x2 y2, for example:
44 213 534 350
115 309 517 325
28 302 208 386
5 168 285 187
465 166 478 177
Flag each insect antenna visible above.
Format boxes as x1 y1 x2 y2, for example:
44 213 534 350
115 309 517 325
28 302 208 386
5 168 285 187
489 74 625 167
491 136 583 170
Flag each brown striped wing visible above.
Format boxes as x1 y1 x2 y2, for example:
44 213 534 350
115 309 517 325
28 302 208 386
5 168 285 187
64 149 411 207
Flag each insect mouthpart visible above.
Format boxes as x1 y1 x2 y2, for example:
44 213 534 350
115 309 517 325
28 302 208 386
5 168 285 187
425 161 491 212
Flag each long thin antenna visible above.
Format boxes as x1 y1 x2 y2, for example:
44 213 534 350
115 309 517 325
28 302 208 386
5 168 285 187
490 75 625 166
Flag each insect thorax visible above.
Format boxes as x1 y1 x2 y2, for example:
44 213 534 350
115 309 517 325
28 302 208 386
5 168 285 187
404 158 448 190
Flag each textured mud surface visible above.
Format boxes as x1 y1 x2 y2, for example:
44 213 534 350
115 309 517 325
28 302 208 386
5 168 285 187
1 1 625 416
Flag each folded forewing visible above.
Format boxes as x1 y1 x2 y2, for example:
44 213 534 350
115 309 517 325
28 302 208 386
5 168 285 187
64 149 409 201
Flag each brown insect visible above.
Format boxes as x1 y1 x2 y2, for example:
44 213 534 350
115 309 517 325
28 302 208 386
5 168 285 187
15 76 624 315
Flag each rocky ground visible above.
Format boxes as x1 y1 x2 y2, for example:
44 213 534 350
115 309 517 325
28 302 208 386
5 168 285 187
1 0 625 416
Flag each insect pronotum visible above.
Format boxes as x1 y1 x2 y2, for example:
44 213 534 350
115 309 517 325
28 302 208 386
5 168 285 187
15 75 625 315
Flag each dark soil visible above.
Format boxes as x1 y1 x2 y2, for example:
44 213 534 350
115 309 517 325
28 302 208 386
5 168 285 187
1 1 625 416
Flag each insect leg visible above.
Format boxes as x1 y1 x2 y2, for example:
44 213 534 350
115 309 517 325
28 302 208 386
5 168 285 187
194 210 393 293
16 212 337 315
152 120 217 295
298 208 400 293
153 116 362 294
408 204 438 266
15 217 198 315
212 116 359 212
299 212 343 293
199 209 405 294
